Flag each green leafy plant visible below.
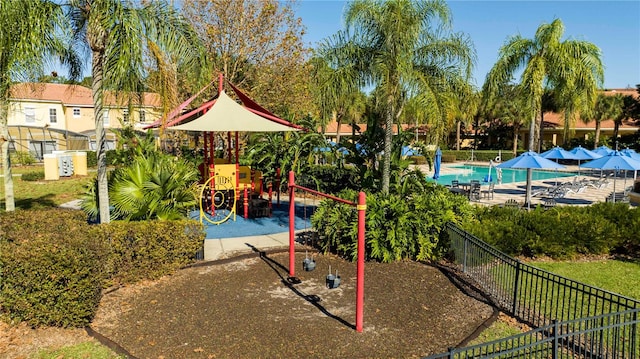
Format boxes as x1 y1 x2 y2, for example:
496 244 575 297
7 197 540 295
10 151 36 166
20 170 45 181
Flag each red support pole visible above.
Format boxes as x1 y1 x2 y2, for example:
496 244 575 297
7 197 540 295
268 183 273 217
288 171 295 278
356 191 366 333
227 132 232 163
235 131 239 164
243 185 249 219
276 167 281 205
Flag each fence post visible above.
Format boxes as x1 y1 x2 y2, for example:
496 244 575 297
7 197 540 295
462 233 468 273
552 319 559 359
448 347 456 359
632 309 638 359
512 260 521 316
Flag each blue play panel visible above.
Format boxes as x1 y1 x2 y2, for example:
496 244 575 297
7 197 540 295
190 201 315 239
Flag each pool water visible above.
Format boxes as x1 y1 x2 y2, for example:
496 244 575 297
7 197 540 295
430 165 575 185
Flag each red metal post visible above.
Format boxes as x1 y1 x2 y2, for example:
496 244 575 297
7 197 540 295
276 167 281 205
356 191 366 333
288 171 295 278
218 73 223 93
268 183 273 217
235 131 239 164
227 132 232 163
243 185 249 219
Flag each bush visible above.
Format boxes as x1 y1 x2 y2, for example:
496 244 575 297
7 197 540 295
0 209 205 327
0 209 110 327
460 203 634 259
92 220 204 284
441 154 456 163
298 165 361 194
86 151 97 167
20 170 45 181
311 183 473 262
409 155 427 165
10 151 36 166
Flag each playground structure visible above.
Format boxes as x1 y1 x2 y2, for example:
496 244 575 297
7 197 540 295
287 171 367 333
146 74 300 224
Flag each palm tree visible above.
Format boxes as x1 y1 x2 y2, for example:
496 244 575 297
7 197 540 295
319 0 474 194
485 19 603 152
484 18 603 205
581 93 620 148
0 0 80 211
67 0 207 223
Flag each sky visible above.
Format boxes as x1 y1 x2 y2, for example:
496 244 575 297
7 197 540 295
292 0 640 90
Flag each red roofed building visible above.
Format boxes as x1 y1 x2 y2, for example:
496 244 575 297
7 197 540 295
6 83 162 159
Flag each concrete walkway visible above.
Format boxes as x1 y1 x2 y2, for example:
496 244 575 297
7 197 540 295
203 231 293 261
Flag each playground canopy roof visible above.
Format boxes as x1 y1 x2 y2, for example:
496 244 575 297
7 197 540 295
144 76 302 133
169 90 300 132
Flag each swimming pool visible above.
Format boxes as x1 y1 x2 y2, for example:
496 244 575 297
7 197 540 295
430 165 575 185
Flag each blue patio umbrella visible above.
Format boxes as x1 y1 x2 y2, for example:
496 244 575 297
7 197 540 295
540 146 578 184
582 151 640 202
497 151 566 208
594 145 614 156
570 146 602 174
540 146 579 160
433 148 442 180
402 146 418 157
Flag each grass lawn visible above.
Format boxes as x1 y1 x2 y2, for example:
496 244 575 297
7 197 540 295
32 341 124 359
531 259 640 300
0 165 93 210
473 257 640 346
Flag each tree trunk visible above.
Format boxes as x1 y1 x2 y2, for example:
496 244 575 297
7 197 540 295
613 122 620 150
538 110 545 152
381 98 393 194
333 111 341 145
456 121 461 151
0 99 15 211
594 120 601 148
512 124 519 155
92 50 110 223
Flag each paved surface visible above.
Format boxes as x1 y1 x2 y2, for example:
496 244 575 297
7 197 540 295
419 162 637 208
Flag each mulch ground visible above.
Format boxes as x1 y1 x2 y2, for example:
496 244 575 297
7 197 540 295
89 250 495 358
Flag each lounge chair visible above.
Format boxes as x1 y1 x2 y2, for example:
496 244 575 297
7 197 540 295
542 198 556 209
504 198 519 208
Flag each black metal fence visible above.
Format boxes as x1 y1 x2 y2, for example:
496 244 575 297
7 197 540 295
423 223 639 359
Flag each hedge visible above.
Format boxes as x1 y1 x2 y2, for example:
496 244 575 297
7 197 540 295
0 209 205 327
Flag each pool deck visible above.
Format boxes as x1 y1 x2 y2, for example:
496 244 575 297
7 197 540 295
416 161 637 208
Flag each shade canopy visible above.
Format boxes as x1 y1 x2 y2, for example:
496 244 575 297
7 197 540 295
570 146 602 160
594 145 614 156
582 150 640 171
622 149 640 161
169 91 300 132
497 151 566 170
540 146 579 160
402 146 418 156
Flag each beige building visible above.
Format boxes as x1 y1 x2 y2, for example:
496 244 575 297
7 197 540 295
7 83 162 159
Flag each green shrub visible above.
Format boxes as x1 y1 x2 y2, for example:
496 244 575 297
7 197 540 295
311 183 473 262
461 203 635 259
92 220 205 284
86 151 97 167
409 155 427 165
0 209 205 327
20 170 45 181
10 151 36 166
0 209 110 327
298 165 360 194
441 154 456 163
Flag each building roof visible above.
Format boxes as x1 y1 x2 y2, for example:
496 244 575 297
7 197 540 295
541 88 640 131
9 83 162 108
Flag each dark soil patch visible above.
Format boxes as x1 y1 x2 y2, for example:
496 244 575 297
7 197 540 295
91 251 494 358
